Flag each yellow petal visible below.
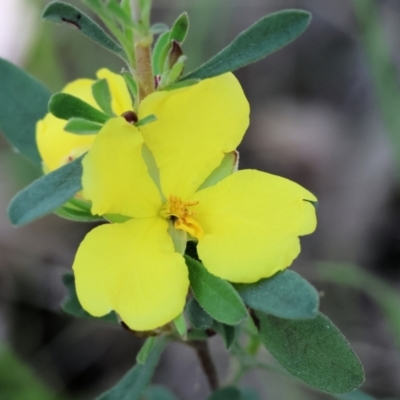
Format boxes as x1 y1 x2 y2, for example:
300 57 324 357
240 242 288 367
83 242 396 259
82 117 161 218
73 217 189 331
36 78 97 172
138 73 249 200
96 68 132 115
192 170 317 283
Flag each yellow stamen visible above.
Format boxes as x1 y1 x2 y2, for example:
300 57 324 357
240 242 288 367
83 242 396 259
160 195 203 240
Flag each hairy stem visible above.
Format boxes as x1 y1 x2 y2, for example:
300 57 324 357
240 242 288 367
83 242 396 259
131 0 154 101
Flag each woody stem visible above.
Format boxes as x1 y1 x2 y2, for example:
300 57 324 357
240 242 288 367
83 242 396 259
191 340 219 391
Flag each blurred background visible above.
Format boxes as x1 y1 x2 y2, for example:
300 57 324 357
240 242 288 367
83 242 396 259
1 0 400 399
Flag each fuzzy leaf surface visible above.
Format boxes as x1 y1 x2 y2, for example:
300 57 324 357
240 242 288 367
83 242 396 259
185 256 247 326
183 10 311 81
186 297 213 330
234 270 319 320
0 58 50 165
42 1 127 61
257 311 364 394
8 157 83 226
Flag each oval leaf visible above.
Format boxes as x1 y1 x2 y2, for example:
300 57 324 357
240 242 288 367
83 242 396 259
8 157 83 226
185 255 248 326
257 311 364 394
62 273 118 323
97 337 167 400
49 93 109 123
183 10 311 81
0 58 50 165
42 1 127 61
234 270 319 320
64 118 103 134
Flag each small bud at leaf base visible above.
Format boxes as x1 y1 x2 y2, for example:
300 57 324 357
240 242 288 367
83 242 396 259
167 41 183 70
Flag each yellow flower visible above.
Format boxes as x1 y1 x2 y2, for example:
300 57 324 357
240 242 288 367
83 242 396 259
72 73 317 331
36 68 131 172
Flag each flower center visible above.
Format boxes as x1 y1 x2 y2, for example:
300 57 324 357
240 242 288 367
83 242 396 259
160 195 203 240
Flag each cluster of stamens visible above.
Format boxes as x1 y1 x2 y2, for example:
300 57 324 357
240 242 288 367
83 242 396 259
160 196 203 239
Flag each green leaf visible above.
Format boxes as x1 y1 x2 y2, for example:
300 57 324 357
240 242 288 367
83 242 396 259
208 387 242 400
54 204 104 223
183 10 311 81
97 336 167 400
136 337 157 365
257 311 364 394
0 58 50 165
8 157 83 226
234 270 319 320
161 79 200 92
49 93 109 124
173 313 187 338
198 151 238 191
185 255 248 326
122 71 138 100
136 114 157 127
212 321 238 350
186 297 213 330
64 118 103 134
62 273 119 323
152 31 170 75
92 79 114 116
334 390 376 400
169 12 189 43
42 2 127 61
105 0 133 27
143 385 178 400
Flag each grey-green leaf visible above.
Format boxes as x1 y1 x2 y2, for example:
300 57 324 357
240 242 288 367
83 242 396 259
42 1 127 61
92 79 114 116
97 337 167 400
257 311 364 394
183 10 311 81
0 58 50 165
64 118 103 134
49 93 109 124
186 297 213 330
136 337 157 365
334 390 376 400
62 273 119 323
143 385 178 400
234 270 319 320
8 157 83 226
208 387 242 400
185 255 248 326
